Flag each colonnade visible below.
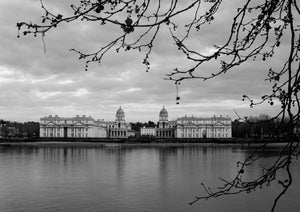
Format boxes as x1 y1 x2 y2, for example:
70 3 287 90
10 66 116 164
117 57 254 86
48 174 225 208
108 129 127 138
156 130 174 138
43 126 87 138
177 126 229 138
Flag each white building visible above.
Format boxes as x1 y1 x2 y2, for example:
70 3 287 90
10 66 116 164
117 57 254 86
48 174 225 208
40 107 232 139
175 115 232 138
140 126 156 137
106 106 131 138
40 107 131 138
40 115 107 138
156 106 175 138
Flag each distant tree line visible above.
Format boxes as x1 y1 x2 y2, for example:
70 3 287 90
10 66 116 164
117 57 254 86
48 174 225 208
232 114 292 138
130 121 156 132
0 119 39 139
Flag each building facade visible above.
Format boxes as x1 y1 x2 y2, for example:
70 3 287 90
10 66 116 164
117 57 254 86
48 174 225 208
140 126 156 137
40 107 130 138
106 107 130 138
156 106 175 138
40 115 107 138
40 106 232 139
175 115 232 138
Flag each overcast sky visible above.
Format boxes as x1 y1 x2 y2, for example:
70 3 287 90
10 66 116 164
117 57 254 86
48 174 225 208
0 0 288 123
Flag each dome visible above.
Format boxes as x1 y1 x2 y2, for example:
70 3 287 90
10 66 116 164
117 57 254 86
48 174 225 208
116 106 124 116
115 106 125 122
159 106 168 116
159 106 168 121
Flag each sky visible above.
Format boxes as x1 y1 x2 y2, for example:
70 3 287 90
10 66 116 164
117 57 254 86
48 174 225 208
0 0 289 123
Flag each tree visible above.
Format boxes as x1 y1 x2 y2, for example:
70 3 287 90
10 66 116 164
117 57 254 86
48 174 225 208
17 0 299 211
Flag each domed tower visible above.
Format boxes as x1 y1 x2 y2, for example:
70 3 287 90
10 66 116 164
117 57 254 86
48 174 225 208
158 106 169 129
159 106 168 122
115 106 125 122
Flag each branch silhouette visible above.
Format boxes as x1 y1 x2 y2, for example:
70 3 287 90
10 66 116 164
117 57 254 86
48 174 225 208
17 0 300 211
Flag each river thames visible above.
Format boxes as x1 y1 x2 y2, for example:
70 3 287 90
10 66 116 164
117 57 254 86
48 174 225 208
0 143 299 212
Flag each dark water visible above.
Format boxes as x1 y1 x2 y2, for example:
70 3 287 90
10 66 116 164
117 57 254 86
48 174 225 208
0 143 299 212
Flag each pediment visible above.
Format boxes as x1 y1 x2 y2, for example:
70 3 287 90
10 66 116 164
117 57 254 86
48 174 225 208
214 122 225 126
74 122 84 126
46 122 57 126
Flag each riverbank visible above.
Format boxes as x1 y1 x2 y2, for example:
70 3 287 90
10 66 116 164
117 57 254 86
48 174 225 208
0 137 293 144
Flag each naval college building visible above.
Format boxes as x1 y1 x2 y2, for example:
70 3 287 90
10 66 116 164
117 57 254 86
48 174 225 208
40 107 232 139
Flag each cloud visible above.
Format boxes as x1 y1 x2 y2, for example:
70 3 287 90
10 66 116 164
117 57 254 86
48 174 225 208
0 0 289 122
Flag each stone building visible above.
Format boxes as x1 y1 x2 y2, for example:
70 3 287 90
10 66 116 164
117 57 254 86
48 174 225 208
39 115 107 138
140 126 156 137
40 107 131 139
175 115 232 138
106 106 130 138
156 106 175 138
40 106 232 139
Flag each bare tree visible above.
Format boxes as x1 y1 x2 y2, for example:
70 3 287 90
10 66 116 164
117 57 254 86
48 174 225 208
17 0 299 211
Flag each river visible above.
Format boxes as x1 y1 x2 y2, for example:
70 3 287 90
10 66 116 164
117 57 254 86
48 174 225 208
0 143 299 212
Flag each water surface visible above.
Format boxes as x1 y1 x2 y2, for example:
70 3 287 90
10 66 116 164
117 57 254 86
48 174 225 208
0 143 299 212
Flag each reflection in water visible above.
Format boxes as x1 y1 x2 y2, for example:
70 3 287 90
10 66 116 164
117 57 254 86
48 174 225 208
0 144 299 212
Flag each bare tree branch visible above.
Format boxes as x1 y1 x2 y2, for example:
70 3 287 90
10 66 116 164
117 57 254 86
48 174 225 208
17 0 300 211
